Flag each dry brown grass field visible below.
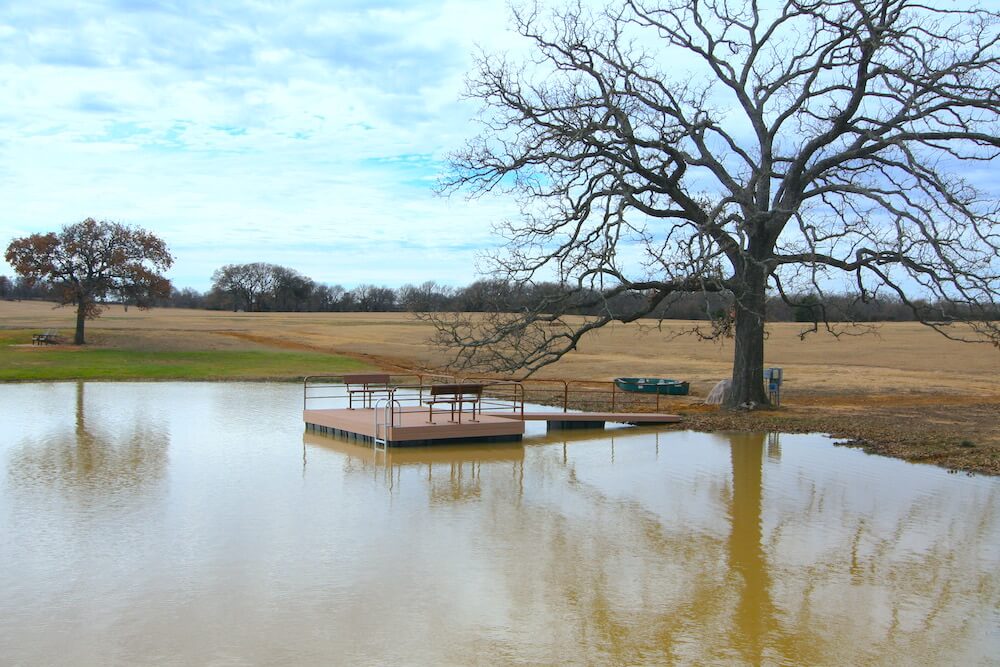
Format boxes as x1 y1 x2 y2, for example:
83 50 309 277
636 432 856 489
3 299 998 473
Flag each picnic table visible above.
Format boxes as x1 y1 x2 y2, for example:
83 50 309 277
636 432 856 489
32 330 64 345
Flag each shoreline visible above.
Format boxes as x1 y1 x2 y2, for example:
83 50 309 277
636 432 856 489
668 399 1000 476
3 374 997 476
2 303 997 476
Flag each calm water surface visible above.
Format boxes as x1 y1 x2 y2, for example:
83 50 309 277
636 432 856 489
1 382 998 665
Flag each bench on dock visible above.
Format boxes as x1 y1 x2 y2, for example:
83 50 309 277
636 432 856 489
425 383 484 423
344 373 393 409
32 330 64 346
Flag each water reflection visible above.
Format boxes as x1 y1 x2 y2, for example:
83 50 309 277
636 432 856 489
0 382 996 665
303 429 1000 665
303 433 526 499
7 382 169 499
729 433 772 664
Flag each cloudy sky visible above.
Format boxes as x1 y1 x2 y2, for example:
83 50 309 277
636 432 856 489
4 1 997 296
0 0 525 290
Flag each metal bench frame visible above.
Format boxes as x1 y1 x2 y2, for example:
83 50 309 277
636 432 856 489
425 383 484 423
344 373 393 409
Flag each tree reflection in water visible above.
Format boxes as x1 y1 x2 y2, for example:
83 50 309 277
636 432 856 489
7 381 169 500
305 428 1000 665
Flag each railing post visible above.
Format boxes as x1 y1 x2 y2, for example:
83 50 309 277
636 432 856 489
563 381 569 413
611 381 616 413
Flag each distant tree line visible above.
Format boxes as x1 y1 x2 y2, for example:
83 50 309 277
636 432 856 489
4 263 997 324
0 274 58 301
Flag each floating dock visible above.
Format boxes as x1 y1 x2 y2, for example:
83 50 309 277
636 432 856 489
302 374 682 447
304 407 523 446
303 407 681 447
518 411 682 429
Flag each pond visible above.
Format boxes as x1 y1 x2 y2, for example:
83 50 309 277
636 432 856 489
1 382 997 665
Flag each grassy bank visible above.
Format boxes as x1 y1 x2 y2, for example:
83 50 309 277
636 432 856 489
0 330 370 381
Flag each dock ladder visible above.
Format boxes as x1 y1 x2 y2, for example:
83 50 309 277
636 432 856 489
373 397 401 450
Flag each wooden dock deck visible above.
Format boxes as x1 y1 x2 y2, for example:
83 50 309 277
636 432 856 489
303 407 681 446
304 407 526 446
510 411 683 430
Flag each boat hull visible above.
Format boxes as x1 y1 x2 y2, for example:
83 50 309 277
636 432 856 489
614 378 690 396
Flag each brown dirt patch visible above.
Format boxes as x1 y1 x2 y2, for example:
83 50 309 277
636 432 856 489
216 331 325 353
671 398 1000 476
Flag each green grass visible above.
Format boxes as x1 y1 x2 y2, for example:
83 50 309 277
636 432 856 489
0 330 370 381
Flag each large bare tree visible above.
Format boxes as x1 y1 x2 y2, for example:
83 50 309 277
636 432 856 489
6 218 173 344
434 0 1000 407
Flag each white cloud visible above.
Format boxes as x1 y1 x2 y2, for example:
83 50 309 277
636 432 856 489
0 0 524 290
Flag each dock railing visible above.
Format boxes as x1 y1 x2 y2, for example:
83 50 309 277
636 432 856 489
505 379 682 414
304 374 682 419
303 374 526 420
465 378 526 420
304 373 438 410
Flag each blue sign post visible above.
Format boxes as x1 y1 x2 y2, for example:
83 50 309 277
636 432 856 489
765 367 783 407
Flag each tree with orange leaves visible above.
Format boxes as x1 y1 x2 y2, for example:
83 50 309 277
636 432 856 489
5 218 173 344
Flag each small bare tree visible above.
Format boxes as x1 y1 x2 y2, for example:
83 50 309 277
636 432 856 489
433 0 1000 407
6 218 173 344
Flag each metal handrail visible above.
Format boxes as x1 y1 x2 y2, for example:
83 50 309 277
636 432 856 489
462 377 525 419
373 397 401 448
304 374 427 410
506 378 570 412
306 373 682 418
305 374 527 418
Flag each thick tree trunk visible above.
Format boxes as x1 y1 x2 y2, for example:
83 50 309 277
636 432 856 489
726 263 770 408
74 300 86 345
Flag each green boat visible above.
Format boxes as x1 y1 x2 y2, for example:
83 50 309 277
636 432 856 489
614 377 690 395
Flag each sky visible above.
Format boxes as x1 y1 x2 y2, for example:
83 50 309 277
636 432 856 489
0 0 525 291
2 1 996 296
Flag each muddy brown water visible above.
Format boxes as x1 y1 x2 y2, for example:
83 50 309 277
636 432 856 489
1 382 997 665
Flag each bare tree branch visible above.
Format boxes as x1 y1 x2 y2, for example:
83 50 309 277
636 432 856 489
434 0 1000 407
